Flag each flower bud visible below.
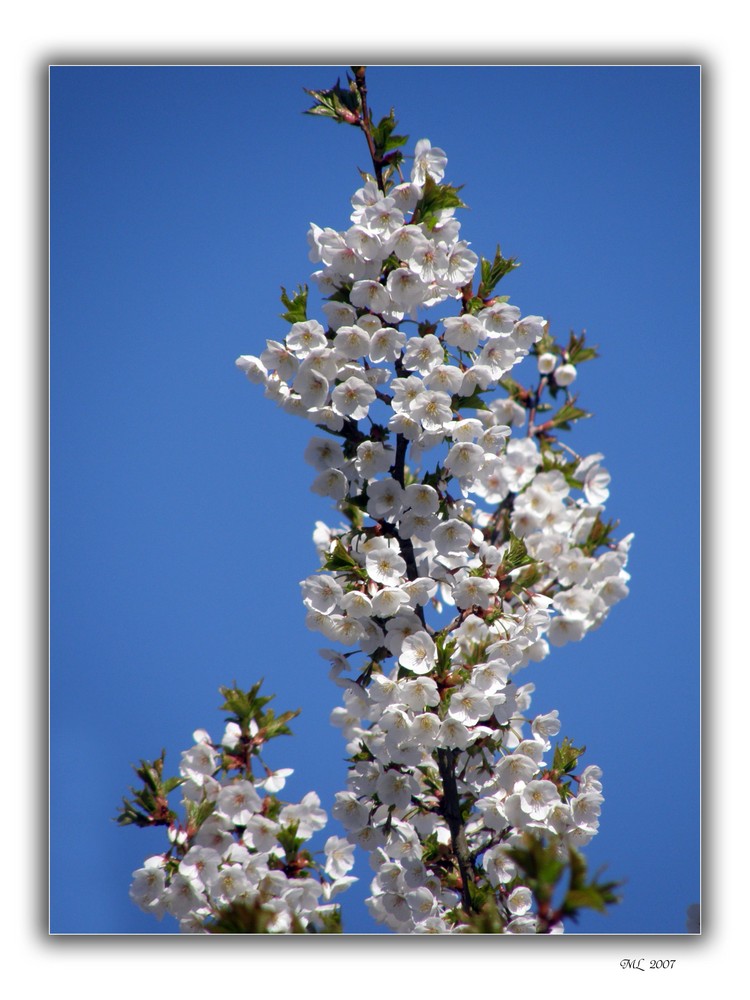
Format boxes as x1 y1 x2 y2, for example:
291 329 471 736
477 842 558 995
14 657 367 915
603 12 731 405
537 352 556 375
554 363 577 386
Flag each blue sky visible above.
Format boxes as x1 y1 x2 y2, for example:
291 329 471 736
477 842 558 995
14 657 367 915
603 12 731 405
50 65 699 935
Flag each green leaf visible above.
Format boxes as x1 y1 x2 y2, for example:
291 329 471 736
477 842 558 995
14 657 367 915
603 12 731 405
220 680 271 725
259 707 301 741
303 77 361 124
454 387 489 411
501 533 534 571
564 883 621 913
549 397 590 431
412 176 466 229
280 284 308 325
163 776 186 794
384 134 408 153
434 635 457 676
464 296 486 315
477 246 519 299
560 848 623 919
416 465 446 490
370 109 408 156
116 751 179 828
498 376 530 406
277 820 304 859
185 798 216 833
325 281 355 304
505 834 566 905
581 512 619 556
512 564 543 591
566 331 599 365
322 539 361 573
217 680 299 746
552 737 586 776
263 796 283 822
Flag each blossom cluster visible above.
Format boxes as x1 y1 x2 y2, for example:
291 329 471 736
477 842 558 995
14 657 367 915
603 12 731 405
127 704 356 933
237 145 552 449
234 129 631 932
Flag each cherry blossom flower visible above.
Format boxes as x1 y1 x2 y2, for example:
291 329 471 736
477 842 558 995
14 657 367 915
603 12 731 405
398 631 437 674
411 138 448 186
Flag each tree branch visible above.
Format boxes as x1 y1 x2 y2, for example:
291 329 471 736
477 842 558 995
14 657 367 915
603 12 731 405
352 66 386 193
437 748 474 914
